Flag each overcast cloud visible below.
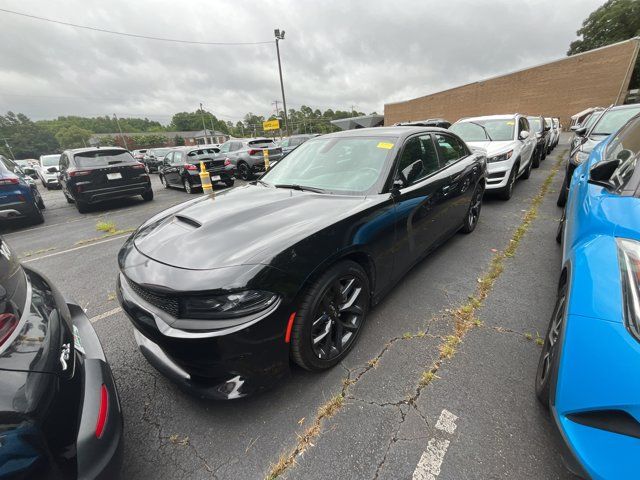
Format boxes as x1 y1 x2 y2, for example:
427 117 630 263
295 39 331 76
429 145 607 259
0 0 604 124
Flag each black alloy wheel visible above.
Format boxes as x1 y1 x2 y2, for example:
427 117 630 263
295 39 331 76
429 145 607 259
184 178 194 194
291 260 370 371
160 175 170 189
30 200 44 225
532 148 541 168
461 185 483 234
535 284 567 408
499 165 517 200
238 162 251 181
225 179 235 188
33 189 45 210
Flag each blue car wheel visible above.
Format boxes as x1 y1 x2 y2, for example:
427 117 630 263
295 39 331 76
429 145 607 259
536 282 566 408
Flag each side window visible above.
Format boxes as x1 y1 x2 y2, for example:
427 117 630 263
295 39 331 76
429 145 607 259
232 142 243 151
163 152 173 164
518 118 528 134
219 143 230 153
280 139 289 147
59 154 67 171
172 152 183 165
435 134 467 166
395 135 441 187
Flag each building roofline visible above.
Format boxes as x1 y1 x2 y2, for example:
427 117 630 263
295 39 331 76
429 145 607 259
385 37 640 107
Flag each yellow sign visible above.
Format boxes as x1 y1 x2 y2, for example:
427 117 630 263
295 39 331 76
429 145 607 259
263 119 280 131
377 142 394 149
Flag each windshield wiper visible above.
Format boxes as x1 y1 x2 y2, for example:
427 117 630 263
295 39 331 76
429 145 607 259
256 179 271 187
274 184 327 193
468 121 493 141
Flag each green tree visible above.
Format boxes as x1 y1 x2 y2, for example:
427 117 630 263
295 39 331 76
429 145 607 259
174 135 185 146
568 0 640 88
55 125 93 149
170 109 229 133
0 111 59 158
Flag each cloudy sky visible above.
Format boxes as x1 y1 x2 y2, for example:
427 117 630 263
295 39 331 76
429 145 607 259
0 0 604 124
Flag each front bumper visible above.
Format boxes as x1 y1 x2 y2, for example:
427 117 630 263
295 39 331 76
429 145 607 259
485 158 515 190
116 272 289 400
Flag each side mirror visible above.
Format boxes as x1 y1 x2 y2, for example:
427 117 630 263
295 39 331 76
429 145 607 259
574 127 587 137
588 159 620 188
519 130 530 140
544 125 551 132
570 125 579 131
391 178 405 194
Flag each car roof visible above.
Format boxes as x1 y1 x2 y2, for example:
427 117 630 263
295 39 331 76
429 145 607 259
458 114 518 122
67 147 127 154
319 126 452 140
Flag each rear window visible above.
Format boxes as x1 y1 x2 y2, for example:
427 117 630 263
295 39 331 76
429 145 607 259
74 150 136 168
40 155 60 167
248 139 275 147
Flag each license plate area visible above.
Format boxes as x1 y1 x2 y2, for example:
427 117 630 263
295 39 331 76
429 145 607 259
210 175 221 181
107 172 122 180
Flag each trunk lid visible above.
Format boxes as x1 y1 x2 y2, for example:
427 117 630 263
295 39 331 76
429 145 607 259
74 149 146 189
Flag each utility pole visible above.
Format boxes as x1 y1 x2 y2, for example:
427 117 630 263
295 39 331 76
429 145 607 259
272 100 283 140
199 103 208 143
113 114 129 150
2 138 16 160
274 29 290 136
350 105 357 117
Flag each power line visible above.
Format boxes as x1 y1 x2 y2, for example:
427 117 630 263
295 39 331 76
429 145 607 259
0 8 274 46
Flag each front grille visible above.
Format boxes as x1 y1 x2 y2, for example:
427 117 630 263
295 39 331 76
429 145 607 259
127 278 179 317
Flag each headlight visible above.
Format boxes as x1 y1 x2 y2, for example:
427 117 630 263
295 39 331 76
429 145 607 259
618 238 640 341
571 150 590 165
180 290 278 319
487 150 513 163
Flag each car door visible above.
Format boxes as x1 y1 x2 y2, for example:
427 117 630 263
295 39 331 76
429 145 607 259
391 134 454 274
518 117 535 166
162 152 178 185
433 133 479 230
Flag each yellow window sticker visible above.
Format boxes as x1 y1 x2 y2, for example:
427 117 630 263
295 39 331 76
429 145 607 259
377 142 394 149
506 121 515 125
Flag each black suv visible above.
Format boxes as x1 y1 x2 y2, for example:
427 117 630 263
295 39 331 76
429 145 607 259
526 115 551 164
59 147 153 213
158 146 235 193
0 236 123 478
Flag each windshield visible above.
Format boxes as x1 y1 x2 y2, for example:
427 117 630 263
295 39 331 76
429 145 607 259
527 118 542 132
583 112 602 130
74 150 136 168
40 154 60 166
260 136 395 195
592 107 640 136
451 119 514 142
151 148 171 157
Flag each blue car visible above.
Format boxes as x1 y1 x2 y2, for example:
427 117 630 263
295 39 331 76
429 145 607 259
536 112 640 479
0 154 45 225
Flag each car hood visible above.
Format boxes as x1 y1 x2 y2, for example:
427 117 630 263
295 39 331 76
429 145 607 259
465 141 518 157
133 185 369 270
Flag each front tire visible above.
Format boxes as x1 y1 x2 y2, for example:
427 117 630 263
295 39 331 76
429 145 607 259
237 162 251 181
291 260 370 371
521 158 532 180
535 283 567 408
532 149 541 168
29 202 44 225
142 190 154 202
160 174 170 189
556 176 569 207
499 165 517 200
461 185 483 234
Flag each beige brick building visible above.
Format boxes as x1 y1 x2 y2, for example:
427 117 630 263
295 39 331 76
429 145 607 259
384 38 640 128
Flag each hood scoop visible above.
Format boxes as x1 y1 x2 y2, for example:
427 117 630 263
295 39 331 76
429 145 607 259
174 214 201 229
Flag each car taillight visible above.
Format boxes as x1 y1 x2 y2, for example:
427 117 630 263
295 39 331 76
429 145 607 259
0 313 18 347
248 149 261 155
68 169 91 177
224 158 231 166
0 177 19 185
131 163 145 169
95 384 109 438
618 238 640 342
184 164 198 171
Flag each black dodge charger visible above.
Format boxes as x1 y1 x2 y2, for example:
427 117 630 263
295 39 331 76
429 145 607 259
117 127 487 399
0 237 123 478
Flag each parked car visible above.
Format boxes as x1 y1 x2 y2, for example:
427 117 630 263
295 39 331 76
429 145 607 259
217 138 283 180
526 115 551 164
37 154 61 189
59 147 153 213
395 118 452 129
551 117 561 149
15 159 38 179
132 149 148 161
158 146 235 193
279 134 319 157
142 147 173 173
556 103 640 207
450 114 535 199
0 236 123 478
116 126 487 399
568 108 603 153
544 117 556 152
537 112 640 479
0 155 45 224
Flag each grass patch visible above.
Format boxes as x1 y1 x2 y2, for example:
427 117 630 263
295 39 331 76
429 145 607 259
524 333 533 341
419 369 438 387
20 247 55 258
74 228 135 246
96 221 116 233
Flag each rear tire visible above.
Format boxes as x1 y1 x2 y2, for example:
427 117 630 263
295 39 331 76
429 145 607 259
30 202 44 225
64 190 74 204
291 260 370 371
461 185 483 234
34 190 45 209
238 162 251 181
556 177 568 207
184 178 195 194
76 200 89 213
142 190 154 202
532 149 541 168
225 179 235 188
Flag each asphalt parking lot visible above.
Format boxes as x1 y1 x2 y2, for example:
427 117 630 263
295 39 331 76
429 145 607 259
2 140 573 480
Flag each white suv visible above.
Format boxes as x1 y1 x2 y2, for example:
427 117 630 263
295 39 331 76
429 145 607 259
450 114 536 200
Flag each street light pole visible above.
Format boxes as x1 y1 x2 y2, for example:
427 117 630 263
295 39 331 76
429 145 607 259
113 114 128 150
199 103 208 143
274 29 290 136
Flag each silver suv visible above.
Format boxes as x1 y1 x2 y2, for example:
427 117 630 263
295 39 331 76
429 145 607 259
217 138 283 180
450 114 537 200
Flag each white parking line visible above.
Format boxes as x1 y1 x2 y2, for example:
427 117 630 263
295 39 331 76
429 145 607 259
90 307 122 323
412 410 458 480
21 233 131 263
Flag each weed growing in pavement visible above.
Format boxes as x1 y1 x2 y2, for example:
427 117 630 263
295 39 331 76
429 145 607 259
535 332 544 346
74 228 135 246
20 247 55 258
524 333 533 341
96 221 116 233
264 154 565 480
